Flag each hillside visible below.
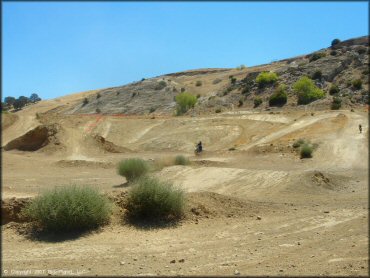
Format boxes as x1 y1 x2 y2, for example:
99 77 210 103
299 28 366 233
57 36 369 116
2 36 369 276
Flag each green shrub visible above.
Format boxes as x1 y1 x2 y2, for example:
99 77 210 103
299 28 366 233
215 108 222 113
213 78 222 84
293 76 325 105
309 52 326 62
96 93 101 99
331 38 341 47
175 92 197 115
196 94 201 99
229 76 237 84
195 81 202 87
82 98 88 106
117 158 149 182
180 87 186 92
331 97 342 110
174 155 190 165
293 138 305 148
126 176 185 221
300 143 313 158
256 72 278 88
23 185 113 232
312 70 322 80
155 81 167 90
352 79 362 90
329 84 340 95
238 99 244 107
269 85 287 106
254 97 263 108
330 50 337 56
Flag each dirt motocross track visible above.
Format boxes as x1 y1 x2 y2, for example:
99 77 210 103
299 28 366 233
1 98 369 276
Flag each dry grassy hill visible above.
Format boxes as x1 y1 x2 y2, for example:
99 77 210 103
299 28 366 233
46 36 370 116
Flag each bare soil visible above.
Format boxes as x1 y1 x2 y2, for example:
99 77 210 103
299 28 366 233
1 99 368 276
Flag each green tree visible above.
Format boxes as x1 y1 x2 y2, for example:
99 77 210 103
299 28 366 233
4 96 16 106
30 93 41 103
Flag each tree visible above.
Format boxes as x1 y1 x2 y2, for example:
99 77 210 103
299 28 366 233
13 96 29 110
331 38 341 47
1 102 10 111
4 96 16 106
30 93 41 103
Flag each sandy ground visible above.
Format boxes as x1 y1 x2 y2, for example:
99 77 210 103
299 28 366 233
1 102 368 276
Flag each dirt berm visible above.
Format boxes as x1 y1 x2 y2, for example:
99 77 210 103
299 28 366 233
3 124 64 152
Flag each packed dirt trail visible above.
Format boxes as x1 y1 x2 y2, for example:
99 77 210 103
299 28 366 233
1 101 368 276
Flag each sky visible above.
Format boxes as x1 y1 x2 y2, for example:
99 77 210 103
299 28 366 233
3 2 369 101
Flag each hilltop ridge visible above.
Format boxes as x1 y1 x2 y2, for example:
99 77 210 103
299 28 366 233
37 35 367 116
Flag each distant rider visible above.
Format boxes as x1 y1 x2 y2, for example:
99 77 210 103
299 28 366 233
196 141 203 153
359 124 362 133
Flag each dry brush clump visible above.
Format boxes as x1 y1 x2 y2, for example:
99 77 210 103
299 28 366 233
125 176 185 223
174 155 190 165
22 185 113 232
292 138 316 158
117 158 149 182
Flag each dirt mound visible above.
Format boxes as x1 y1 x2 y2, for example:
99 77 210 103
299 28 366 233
1 197 31 225
3 124 64 152
56 159 114 169
107 190 267 223
2 113 19 130
92 134 132 153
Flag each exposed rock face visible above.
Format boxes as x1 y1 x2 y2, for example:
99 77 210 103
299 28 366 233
3 124 64 152
65 36 368 115
1 198 32 225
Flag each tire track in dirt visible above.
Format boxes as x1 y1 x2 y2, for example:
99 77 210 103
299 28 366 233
240 112 341 151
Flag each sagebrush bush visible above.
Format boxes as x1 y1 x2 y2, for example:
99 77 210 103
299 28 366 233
309 52 326 62
352 79 362 90
300 143 313 158
117 158 149 182
126 176 185 221
331 97 342 110
256 72 278 88
195 81 202 87
269 85 287 106
254 97 263 107
23 185 113 232
293 76 325 105
82 98 88 106
175 92 197 115
238 99 244 107
329 84 339 95
293 138 305 148
155 81 167 90
174 155 190 165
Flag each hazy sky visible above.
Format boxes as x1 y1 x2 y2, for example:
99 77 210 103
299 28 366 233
3 2 368 100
